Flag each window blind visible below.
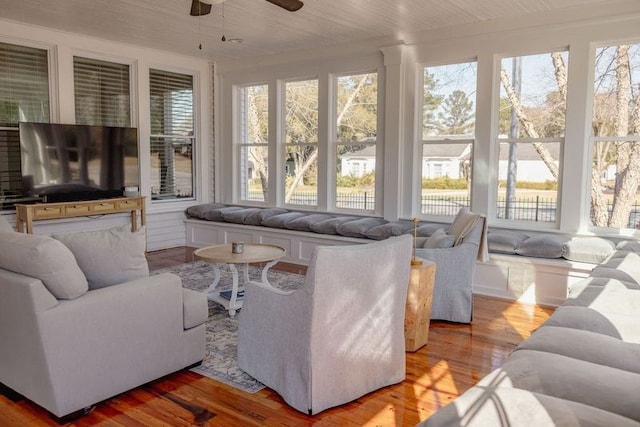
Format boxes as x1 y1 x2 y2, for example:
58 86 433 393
0 42 49 208
149 69 194 200
73 56 130 127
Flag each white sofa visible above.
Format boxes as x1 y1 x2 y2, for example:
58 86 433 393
421 248 640 426
0 217 208 418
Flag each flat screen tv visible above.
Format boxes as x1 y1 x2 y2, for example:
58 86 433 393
19 122 139 203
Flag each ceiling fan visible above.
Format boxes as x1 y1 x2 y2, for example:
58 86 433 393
190 0 303 16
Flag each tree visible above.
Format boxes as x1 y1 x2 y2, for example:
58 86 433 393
436 90 474 135
501 45 640 228
422 71 444 137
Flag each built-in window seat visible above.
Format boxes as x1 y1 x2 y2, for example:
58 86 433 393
184 203 635 306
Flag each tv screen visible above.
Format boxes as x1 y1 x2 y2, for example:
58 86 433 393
19 122 139 203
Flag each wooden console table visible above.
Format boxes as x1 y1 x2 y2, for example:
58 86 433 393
15 196 146 234
404 260 436 352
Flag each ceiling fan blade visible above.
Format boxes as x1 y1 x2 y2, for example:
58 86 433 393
190 0 212 16
265 0 304 12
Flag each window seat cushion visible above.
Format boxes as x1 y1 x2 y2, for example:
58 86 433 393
184 204 628 263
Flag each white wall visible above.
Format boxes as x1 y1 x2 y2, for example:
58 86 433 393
0 19 213 250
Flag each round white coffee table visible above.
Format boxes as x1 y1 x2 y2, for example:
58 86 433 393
193 243 286 316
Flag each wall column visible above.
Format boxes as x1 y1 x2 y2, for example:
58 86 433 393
380 43 407 221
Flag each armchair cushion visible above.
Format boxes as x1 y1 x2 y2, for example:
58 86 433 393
448 207 482 245
422 228 455 249
52 224 148 290
182 288 208 329
0 215 13 232
0 232 88 299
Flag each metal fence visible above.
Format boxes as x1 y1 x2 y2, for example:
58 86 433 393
248 190 640 227
248 190 375 210
420 195 557 222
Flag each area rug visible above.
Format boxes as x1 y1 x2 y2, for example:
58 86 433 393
152 261 305 393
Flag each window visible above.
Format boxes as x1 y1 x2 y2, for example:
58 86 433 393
335 72 377 211
421 61 476 216
590 43 640 229
283 79 318 207
496 51 567 223
0 42 49 209
73 57 130 126
238 84 269 203
149 69 194 200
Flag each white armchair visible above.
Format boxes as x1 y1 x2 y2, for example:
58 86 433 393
415 208 488 323
237 235 413 415
0 220 208 418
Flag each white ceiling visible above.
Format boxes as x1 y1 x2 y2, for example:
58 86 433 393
0 0 625 62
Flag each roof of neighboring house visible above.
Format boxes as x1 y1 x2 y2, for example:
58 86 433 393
339 141 561 162
498 142 561 161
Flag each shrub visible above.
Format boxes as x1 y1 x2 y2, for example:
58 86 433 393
422 177 468 189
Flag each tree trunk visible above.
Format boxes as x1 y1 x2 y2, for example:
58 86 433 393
608 45 640 228
500 69 559 179
285 147 318 203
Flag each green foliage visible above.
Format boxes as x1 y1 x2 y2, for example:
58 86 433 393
497 180 558 190
422 177 468 189
422 71 444 137
436 90 474 134
337 171 375 188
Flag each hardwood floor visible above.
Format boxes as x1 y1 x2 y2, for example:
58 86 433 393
0 247 555 426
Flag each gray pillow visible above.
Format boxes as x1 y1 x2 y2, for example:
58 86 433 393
202 206 245 222
617 240 640 252
261 212 307 228
309 216 359 235
221 207 261 224
422 228 455 249
336 217 388 238
415 223 446 237
488 230 529 254
0 233 88 299
0 215 14 233
243 208 289 225
285 214 335 232
52 224 148 290
365 220 414 240
516 234 566 258
563 237 616 263
185 203 227 219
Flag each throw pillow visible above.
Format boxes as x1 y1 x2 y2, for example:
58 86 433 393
365 220 414 240
617 240 640 252
184 203 227 219
0 233 88 299
52 224 148 290
487 230 530 254
336 217 388 238
422 228 455 249
563 237 616 263
243 207 289 225
515 234 566 258
309 216 359 235
285 213 335 232
448 207 481 245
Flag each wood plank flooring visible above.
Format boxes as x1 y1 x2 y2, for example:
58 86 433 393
0 246 555 426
